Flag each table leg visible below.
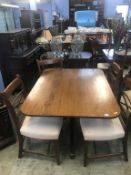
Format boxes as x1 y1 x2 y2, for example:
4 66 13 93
70 118 75 159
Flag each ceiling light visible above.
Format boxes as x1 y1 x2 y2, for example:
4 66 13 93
1 3 19 8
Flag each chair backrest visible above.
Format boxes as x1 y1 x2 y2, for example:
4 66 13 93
90 38 100 56
0 75 27 139
36 58 63 75
119 93 131 134
107 62 123 100
123 76 131 90
114 32 131 68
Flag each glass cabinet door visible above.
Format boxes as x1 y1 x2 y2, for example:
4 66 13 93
0 8 15 32
0 10 7 32
4 8 15 31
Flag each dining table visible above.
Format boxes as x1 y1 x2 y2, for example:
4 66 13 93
20 68 120 157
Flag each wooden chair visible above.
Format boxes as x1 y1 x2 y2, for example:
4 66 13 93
0 75 63 164
106 62 123 101
80 89 131 166
90 38 102 66
120 76 131 106
114 33 131 68
103 32 131 68
36 58 63 75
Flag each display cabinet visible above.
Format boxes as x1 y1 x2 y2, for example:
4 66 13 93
0 28 40 90
69 0 104 26
0 104 15 149
20 10 42 30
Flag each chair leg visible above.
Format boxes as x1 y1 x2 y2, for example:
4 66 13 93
55 140 60 165
18 136 24 158
122 138 128 161
84 141 88 167
93 141 97 154
47 141 51 155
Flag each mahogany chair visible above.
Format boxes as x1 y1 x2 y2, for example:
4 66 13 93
0 75 63 164
103 32 131 68
36 58 63 75
80 89 131 166
89 38 101 68
106 62 123 101
120 76 131 107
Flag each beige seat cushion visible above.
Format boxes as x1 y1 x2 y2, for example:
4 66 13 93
115 49 131 56
97 63 110 70
124 90 131 100
80 118 125 141
120 90 131 114
20 117 63 140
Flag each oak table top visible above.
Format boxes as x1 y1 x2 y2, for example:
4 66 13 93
20 68 120 118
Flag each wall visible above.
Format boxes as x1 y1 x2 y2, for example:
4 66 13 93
29 0 37 10
37 2 52 27
54 0 69 19
104 0 124 17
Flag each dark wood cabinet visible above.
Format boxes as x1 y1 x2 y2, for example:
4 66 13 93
0 105 15 149
53 20 68 33
0 28 40 91
69 0 104 26
20 10 42 30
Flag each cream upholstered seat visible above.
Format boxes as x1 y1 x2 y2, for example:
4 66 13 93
20 116 63 140
80 78 131 166
124 90 131 99
80 118 124 141
80 114 128 166
97 63 110 70
120 77 131 111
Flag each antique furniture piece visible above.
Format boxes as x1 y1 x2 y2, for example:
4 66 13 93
80 96 128 166
103 29 131 65
106 62 123 100
0 7 20 32
64 51 92 68
69 0 104 26
53 19 68 34
64 27 112 49
0 28 40 90
20 10 42 30
0 104 15 149
21 69 120 118
20 69 120 157
0 75 63 164
120 76 131 105
36 58 63 75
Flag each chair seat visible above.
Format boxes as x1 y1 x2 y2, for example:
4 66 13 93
80 118 125 141
115 49 131 56
124 90 131 99
97 63 110 70
120 90 131 113
20 116 63 140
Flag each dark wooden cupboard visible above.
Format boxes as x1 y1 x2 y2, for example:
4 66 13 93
0 28 40 91
69 0 104 26
0 105 15 149
20 10 42 30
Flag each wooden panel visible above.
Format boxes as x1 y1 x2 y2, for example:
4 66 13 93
21 69 120 118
